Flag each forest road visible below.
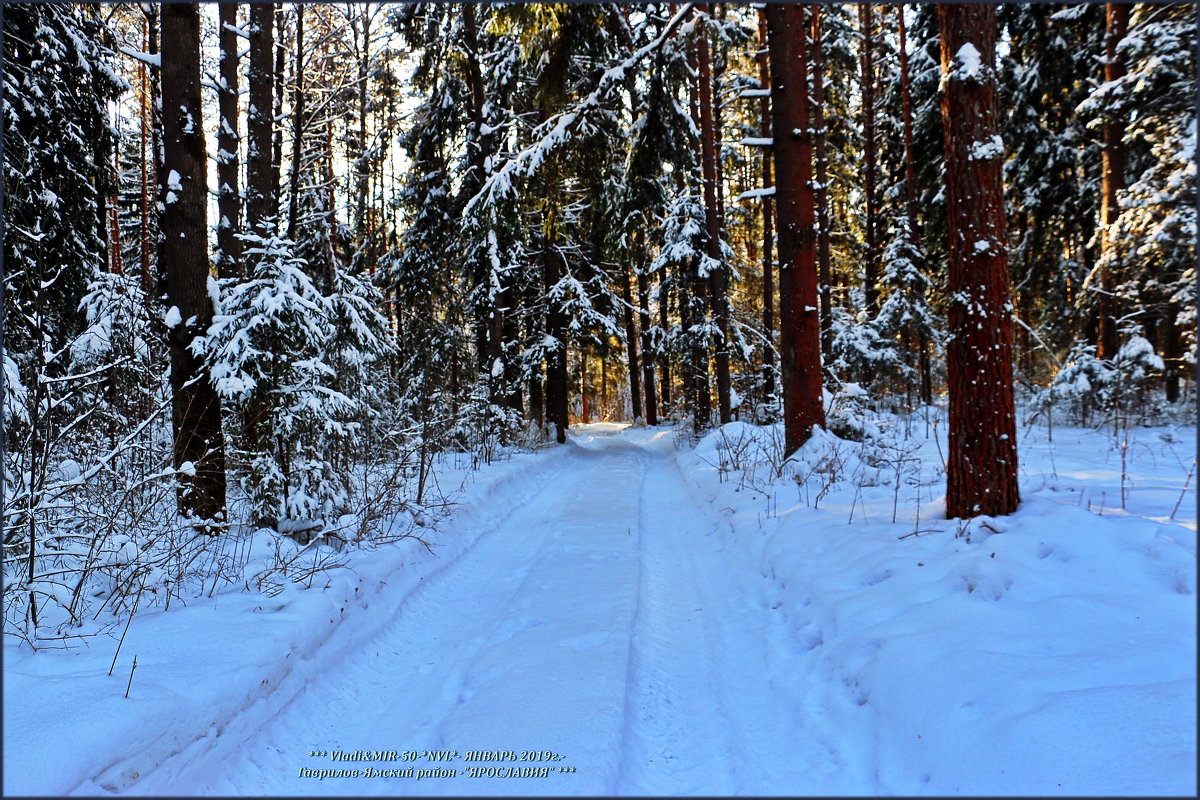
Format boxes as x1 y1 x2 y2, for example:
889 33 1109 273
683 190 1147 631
121 425 857 796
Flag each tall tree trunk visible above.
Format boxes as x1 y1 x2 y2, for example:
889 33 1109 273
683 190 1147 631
766 4 825 456
636 232 659 425
216 2 242 279
858 3 880 316
545 245 569 443
938 3 1019 518
809 4 833 361
246 2 275 235
1097 2 1128 361
159 3 227 528
896 4 932 404
659 276 672 418
463 4 502 399
1161 303 1180 403
601 356 609 420
285 4 304 239
621 261 643 422
502 284 524 414
683 18 711 431
107 146 122 275
697 7 732 424
757 10 778 412
354 7 372 243
897 5 920 235
526 273 545 428
271 5 285 216
139 13 153 304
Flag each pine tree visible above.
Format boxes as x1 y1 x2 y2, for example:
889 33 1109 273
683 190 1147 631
766 3 826 455
246 2 276 236
938 3 1019 518
159 2 226 528
215 2 243 280
1106 3 1196 402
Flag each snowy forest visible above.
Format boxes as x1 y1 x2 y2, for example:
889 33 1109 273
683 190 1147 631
3 2 1197 796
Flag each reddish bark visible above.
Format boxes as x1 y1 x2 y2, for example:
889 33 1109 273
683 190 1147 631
621 260 643 422
636 232 659 425
696 7 732 424
757 10 777 408
766 4 825 456
938 3 1020 518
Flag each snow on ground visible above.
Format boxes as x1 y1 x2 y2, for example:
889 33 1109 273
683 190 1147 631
680 416 1196 795
4 417 1196 796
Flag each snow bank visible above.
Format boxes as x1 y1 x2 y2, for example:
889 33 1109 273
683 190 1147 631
675 417 1196 795
3 445 573 796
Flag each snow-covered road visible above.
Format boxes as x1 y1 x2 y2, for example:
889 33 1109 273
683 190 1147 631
126 425 857 796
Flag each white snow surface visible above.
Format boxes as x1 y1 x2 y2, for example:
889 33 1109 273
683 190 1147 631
4 421 1195 796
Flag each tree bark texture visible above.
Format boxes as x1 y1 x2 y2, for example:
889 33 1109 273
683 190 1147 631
938 3 1020 518
1097 2 1128 361
897 3 933 405
216 2 242 279
757 9 777 411
696 8 732 424
285 4 304 239
246 2 276 234
766 3 826 456
809 4 833 360
159 3 227 527
621 260 643 422
858 3 880 317
636 234 659 425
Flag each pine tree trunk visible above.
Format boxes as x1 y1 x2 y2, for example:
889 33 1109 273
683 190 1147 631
809 4 834 362
246 2 275 234
757 10 778 412
502 284 523 414
601 356 609 420
271 5 285 215
285 4 304 239
1097 2 1128 361
159 3 227 529
636 232 659 425
938 2 1019 518
896 4 932 405
139 13 153 303
621 261 643 422
581 353 591 423
216 2 242 279
659 276 672 418
354 7 371 243
696 8 732 425
766 3 826 456
684 12 711 432
1162 303 1180 403
858 4 880 317
547 246 569 444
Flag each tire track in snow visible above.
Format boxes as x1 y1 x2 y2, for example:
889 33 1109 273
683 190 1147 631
121 450 585 796
124 446 646 797
616 457 740 795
